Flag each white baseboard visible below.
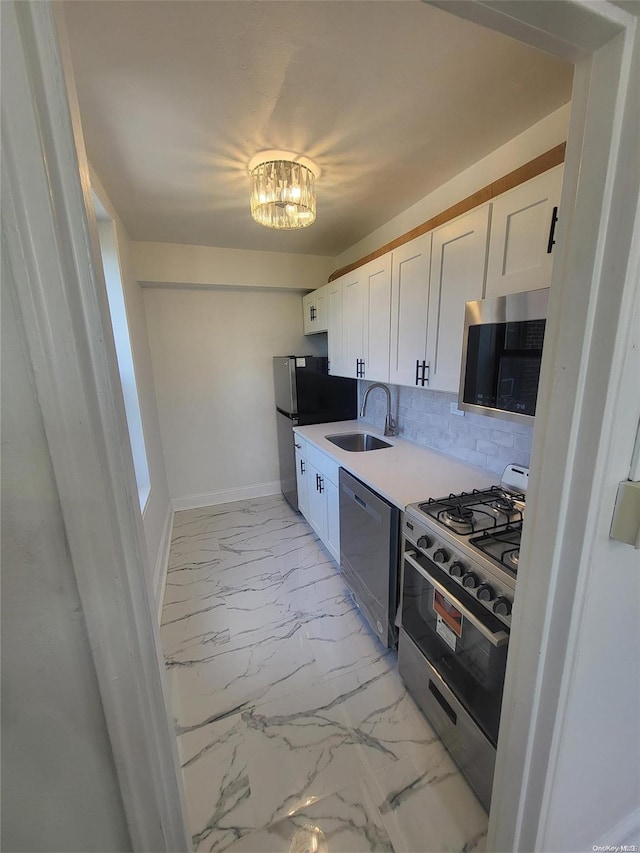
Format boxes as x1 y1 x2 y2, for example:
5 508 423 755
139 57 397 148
593 807 640 848
171 481 282 513
153 501 174 622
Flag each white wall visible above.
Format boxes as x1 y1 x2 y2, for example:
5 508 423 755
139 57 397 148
336 104 571 268
1 258 132 853
132 240 335 291
143 285 325 507
91 171 172 607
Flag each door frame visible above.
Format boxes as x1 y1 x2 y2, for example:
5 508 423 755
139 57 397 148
2 3 189 849
427 2 640 849
3 0 638 849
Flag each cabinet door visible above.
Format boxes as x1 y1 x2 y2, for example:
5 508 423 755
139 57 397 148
295 449 308 519
389 233 432 387
315 284 328 332
485 165 563 298
302 287 328 334
302 292 316 334
327 279 345 376
324 477 340 564
305 461 327 542
342 271 366 380
426 205 490 392
364 255 392 382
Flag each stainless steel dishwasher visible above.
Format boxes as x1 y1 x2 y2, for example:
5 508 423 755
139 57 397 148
339 469 400 648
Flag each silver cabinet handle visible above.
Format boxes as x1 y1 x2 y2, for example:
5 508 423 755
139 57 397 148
403 550 509 647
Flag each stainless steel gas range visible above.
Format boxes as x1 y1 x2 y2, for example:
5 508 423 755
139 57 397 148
397 464 529 812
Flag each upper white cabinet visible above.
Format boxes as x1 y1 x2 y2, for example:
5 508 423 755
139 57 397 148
485 165 563 299
364 255 392 382
303 285 328 334
307 163 563 391
342 270 366 379
426 204 490 392
327 278 345 376
388 205 489 392
389 233 432 387
341 256 392 381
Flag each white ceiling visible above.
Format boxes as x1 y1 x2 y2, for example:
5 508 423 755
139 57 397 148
63 1 573 258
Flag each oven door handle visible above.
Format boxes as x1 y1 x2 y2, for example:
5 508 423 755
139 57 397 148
404 551 509 648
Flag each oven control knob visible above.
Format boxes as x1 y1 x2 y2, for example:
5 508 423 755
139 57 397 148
449 561 465 578
476 583 495 602
493 596 512 617
433 548 449 563
462 572 479 589
417 535 432 550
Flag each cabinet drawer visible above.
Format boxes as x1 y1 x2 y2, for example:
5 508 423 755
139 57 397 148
305 444 339 485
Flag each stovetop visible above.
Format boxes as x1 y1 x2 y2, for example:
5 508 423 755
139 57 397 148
406 465 529 577
418 485 525 537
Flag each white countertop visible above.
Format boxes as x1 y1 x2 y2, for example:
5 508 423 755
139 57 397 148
293 420 497 509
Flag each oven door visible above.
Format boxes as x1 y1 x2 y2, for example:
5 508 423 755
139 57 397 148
401 549 509 745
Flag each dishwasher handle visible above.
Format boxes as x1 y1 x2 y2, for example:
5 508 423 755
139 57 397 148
341 483 383 525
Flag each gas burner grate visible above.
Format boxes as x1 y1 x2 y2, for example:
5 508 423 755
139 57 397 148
469 523 523 574
418 485 524 535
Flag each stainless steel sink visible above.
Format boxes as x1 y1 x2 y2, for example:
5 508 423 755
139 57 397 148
325 432 393 452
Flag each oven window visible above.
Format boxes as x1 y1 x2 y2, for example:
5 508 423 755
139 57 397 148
402 559 508 745
463 318 545 416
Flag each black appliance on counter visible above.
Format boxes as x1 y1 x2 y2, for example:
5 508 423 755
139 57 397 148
398 464 529 811
273 356 356 511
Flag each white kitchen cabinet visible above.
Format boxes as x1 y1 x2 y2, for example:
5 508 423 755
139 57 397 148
389 232 432 387
485 165 563 299
295 447 308 518
341 255 392 381
303 285 328 334
295 440 341 564
342 269 366 379
327 278 345 376
364 255 392 382
324 478 340 563
305 459 328 543
388 206 489 392
426 204 490 392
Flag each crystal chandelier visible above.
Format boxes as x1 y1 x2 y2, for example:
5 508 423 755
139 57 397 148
249 152 318 230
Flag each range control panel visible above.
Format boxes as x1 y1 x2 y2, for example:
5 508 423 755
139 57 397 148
402 511 514 628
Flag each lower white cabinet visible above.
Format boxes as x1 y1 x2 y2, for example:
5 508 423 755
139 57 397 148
295 447 308 518
324 478 340 562
294 437 341 564
305 458 329 546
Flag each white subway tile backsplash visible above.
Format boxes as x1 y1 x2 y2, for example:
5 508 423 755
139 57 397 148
358 381 533 476
476 439 500 457
490 429 515 448
514 432 533 451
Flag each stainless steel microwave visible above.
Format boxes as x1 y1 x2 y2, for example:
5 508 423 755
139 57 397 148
458 288 549 425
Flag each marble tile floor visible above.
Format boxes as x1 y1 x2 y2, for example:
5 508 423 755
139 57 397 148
160 495 488 853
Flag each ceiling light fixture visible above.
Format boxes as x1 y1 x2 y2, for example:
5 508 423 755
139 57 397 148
249 150 319 230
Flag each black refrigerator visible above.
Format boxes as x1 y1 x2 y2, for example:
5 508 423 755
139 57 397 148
273 356 356 511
